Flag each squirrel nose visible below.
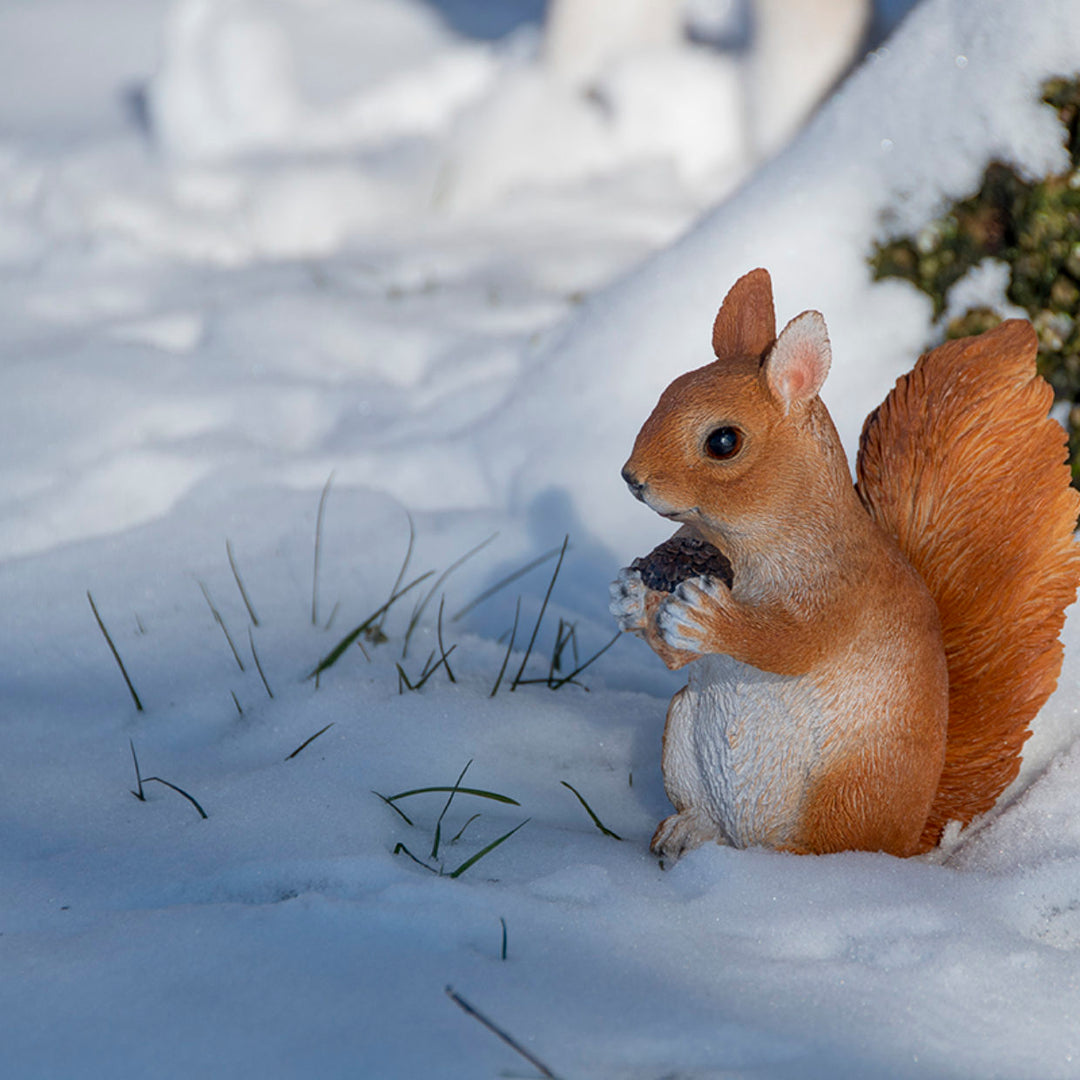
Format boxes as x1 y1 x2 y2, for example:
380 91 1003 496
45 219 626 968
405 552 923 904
622 465 646 501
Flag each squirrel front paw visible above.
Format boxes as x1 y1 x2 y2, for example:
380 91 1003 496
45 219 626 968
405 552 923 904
655 576 726 653
651 807 727 868
609 567 648 633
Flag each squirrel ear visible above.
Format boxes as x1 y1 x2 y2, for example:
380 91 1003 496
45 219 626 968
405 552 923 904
712 268 776 360
763 310 831 410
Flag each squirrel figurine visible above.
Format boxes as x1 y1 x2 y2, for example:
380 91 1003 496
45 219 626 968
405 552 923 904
611 268 1080 863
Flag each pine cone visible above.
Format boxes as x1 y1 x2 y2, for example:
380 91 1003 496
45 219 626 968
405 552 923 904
630 535 733 593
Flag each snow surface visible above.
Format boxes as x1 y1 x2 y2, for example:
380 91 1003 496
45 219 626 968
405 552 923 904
3 0 1080 1077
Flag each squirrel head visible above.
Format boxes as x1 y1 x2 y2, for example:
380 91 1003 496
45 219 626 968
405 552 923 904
622 269 842 551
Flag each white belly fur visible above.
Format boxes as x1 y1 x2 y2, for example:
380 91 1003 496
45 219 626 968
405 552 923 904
663 653 827 848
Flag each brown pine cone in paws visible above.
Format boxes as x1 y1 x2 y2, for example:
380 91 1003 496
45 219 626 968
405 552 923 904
630 535 733 593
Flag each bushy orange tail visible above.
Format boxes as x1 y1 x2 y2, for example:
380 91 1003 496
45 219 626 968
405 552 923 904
855 320 1080 848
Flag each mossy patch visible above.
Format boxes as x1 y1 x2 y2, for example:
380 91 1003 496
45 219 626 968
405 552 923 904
870 75 1080 480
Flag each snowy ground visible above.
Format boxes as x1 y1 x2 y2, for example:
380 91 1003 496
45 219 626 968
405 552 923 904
4 1 1080 1077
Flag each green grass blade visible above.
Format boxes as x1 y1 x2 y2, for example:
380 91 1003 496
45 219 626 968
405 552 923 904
489 596 521 697
549 631 621 690
143 776 208 820
561 780 622 840
311 472 334 626
198 580 245 671
448 818 530 878
307 570 434 680
512 678 585 687
372 791 414 827
452 544 564 622
510 535 568 690
385 786 520 806
547 618 576 684
432 760 472 860
87 591 144 712
435 595 455 683
392 841 439 874
285 722 335 761
226 539 259 626
402 531 497 657
375 511 414 638
419 649 439 681
444 986 560 1079
411 644 456 690
450 813 482 844
396 662 415 694
248 626 274 699
129 739 145 801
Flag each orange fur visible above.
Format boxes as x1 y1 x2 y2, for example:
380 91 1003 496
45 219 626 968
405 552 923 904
711 267 775 360
614 269 1080 859
856 321 1080 848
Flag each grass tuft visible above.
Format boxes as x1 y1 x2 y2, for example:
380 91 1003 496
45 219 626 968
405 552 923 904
307 570 433 682
513 630 621 692
549 618 578 681
129 741 208 819
383 768 526 877
546 631 621 691
396 643 457 693
88 591 144 712
398 596 459 692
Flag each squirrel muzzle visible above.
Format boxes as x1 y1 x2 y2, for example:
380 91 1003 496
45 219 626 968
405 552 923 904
621 464 647 502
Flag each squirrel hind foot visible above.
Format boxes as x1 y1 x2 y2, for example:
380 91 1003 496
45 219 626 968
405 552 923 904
650 808 728 868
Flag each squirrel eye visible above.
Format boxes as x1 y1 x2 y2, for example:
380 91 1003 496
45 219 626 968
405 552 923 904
705 426 743 460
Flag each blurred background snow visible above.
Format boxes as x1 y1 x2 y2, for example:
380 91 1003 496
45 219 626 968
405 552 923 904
0 0 915 562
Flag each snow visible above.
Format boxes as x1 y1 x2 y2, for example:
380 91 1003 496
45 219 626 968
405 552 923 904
3 0 1080 1077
